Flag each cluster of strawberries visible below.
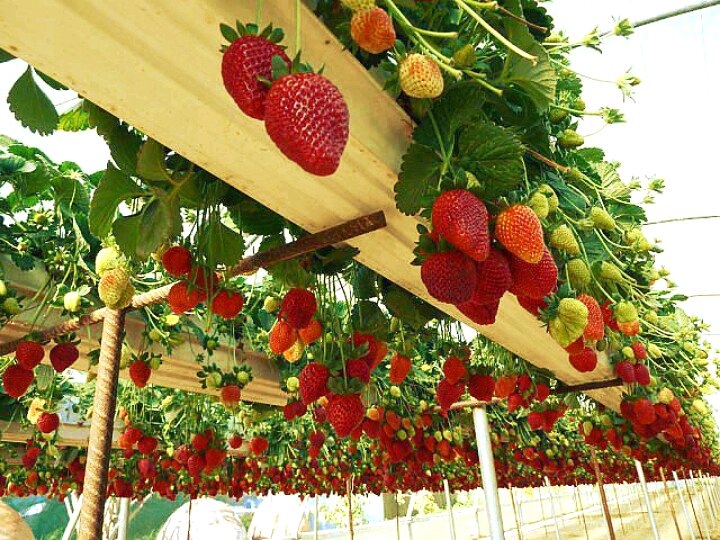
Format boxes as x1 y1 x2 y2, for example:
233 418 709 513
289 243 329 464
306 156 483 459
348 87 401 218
163 246 244 320
268 288 322 362
221 22 349 176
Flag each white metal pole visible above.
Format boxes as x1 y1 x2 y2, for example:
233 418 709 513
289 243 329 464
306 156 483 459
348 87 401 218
62 494 84 540
689 471 711 538
674 471 697 540
635 460 660 540
544 477 562 540
473 406 505 540
698 473 717 526
314 496 319 540
117 498 130 540
443 479 457 540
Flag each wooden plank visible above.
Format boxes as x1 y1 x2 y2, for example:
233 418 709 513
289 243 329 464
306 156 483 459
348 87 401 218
0 0 621 410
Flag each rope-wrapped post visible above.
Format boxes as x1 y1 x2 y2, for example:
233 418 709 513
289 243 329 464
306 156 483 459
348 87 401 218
78 308 125 540
590 449 616 540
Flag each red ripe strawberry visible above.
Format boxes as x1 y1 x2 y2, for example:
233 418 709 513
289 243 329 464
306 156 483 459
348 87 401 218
535 383 550 402
161 246 192 278
211 290 244 320
577 294 604 341
631 341 647 360
564 337 585 355
168 281 204 314
507 393 523 412
228 434 243 449
443 357 467 385
436 379 465 412
264 73 349 176
634 364 651 386
633 398 656 425
350 7 396 54
421 250 477 305
457 300 500 326
281 289 317 330
517 374 532 394
137 458 156 478
432 190 490 263
298 319 323 344
508 248 557 300
187 453 206 478
618 319 640 337
204 448 226 473
129 360 151 388
468 374 495 402
516 295 547 316
137 436 158 455
50 343 79 372
220 384 242 405
37 412 59 434
2 365 34 398
495 205 545 263
346 358 370 384
22 446 41 469
600 301 620 331
569 347 597 372
299 362 330 405
16 341 45 370
615 361 636 383
249 436 269 455
469 249 512 305
327 393 365 438
527 411 544 430
192 433 209 452
389 353 411 385
270 319 297 354
125 426 142 445
222 35 291 120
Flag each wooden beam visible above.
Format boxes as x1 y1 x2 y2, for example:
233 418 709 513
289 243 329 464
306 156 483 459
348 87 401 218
0 0 622 410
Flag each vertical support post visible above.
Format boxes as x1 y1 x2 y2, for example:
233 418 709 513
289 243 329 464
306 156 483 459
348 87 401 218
689 471 711 538
674 470 698 540
314 496 319 540
509 485 523 540
697 472 716 528
78 309 126 540
682 470 705 539
544 477 562 540
660 468 684 540
443 478 457 540
62 494 84 540
590 449 616 540
472 407 505 540
117 498 130 540
611 484 625 534
538 485 548 535
635 460 660 540
473 488 483 539
347 476 354 540
573 483 589 540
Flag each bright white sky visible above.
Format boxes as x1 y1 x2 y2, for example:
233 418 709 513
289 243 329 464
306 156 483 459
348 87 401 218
0 1 719 415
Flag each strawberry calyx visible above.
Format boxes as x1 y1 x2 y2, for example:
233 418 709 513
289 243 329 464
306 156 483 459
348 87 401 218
219 21 286 50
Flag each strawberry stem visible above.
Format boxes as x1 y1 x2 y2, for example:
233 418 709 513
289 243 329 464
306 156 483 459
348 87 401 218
255 0 263 27
295 0 301 58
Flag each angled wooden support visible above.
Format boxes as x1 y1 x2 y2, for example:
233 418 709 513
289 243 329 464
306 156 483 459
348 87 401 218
553 378 623 395
0 211 386 357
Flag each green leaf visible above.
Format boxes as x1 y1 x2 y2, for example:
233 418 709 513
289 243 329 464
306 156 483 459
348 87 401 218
382 285 433 330
220 23 239 43
502 42 556 111
89 164 145 238
351 300 388 336
413 81 487 151
259 234 310 289
0 49 15 63
135 197 181 259
456 121 524 199
395 143 441 215
7 67 59 135
113 212 142 258
108 125 143 176
594 162 630 200
83 100 118 140
34 70 68 91
0 153 35 174
136 139 172 183
228 197 286 236
57 102 90 132
351 266 378 300
198 214 245 267
574 147 605 163
52 174 90 216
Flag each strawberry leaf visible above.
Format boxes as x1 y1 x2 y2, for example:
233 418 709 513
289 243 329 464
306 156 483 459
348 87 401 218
502 41 556 112
198 213 245 267
394 142 441 216
220 23 239 43
7 67 59 135
57 102 90 132
90 165 146 238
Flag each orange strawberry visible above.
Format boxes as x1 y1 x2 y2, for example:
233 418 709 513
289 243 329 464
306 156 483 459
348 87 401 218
298 319 323 344
269 319 297 354
350 8 396 54
495 205 545 263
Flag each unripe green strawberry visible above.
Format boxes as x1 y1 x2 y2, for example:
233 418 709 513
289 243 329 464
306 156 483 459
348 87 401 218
589 207 615 231
621 346 634 359
341 0 376 10
644 310 658 325
558 298 589 328
95 246 122 277
598 262 623 282
98 267 134 309
692 399 707 415
527 192 549 219
647 343 662 359
582 421 593 436
2 297 21 315
237 370 251 385
119 345 132 369
658 387 674 404
287 376 300 393
453 43 476 67
148 355 162 370
0 280 6 296
263 296 281 312
63 291 82 312
549 108 569 123
538 185 559 213
614 301 637 323
206 371 223 389
572 98 586 111
567 259 591 288
557 129 584 148
550 225 580 255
